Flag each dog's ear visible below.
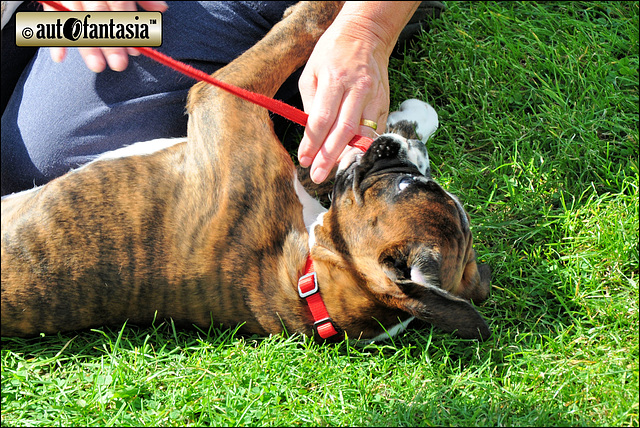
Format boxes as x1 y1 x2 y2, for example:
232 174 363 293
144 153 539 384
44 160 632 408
372 246 491 340
393 279 491 340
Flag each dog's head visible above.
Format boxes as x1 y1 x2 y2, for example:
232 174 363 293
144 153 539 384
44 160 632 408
311 120 491 341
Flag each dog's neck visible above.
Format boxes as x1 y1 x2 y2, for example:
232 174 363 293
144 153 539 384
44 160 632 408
291 173 332 328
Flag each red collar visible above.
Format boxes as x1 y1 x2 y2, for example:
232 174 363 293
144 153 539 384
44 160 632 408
297 256 339 339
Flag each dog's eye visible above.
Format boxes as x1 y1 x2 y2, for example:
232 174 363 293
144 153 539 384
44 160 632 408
397 176 414 192
382 254 412 281
394 258 412 279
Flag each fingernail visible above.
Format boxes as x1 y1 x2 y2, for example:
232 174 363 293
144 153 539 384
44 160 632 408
107 54 127 72
311 167 327 184
299 156 312 168
86 55 105 73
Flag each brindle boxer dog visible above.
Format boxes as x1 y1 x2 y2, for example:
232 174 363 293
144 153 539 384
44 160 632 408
1 1 491 341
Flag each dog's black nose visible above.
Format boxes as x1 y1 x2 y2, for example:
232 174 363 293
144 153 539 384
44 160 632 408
356 136 422 181
368 137 401 162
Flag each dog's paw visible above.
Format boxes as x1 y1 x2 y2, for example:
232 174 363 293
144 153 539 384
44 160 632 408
387 99 439 143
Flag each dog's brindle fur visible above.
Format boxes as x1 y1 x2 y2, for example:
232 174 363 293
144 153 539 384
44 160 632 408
1 2 491 340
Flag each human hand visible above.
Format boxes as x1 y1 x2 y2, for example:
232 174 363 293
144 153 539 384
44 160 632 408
297 21 390 184
44 1 168 72
297 1 420 184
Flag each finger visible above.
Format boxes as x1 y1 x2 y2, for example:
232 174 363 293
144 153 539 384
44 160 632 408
43 2 82 64
79 46 129 72
358 80 390 138
99 1 138 11
78 47 107 72
296 69 317 167
102 47 131 71
360 108 388 136
298 75 343 168
50 47 67 63
358 115 381 139
81 2 136 71
298 65 318 110
376 111 389 135
309 92 368 183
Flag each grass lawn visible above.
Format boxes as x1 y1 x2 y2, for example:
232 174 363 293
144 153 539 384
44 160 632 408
2 1 638 426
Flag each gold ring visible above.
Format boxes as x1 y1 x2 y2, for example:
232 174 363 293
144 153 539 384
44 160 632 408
360 119 378 131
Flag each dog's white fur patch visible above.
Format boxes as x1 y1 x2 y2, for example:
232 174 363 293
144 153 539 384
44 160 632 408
92 137 186 161
387 99 439 143
2 138 185 200
410 265 429 286
377 133 430 176
293 174 327 248
1 185 40 201
368 316 416 342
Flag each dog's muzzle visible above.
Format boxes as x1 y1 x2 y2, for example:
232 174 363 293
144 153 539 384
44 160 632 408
334 135 426 202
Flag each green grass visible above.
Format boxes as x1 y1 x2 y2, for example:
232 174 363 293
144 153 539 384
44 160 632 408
2 1 638 426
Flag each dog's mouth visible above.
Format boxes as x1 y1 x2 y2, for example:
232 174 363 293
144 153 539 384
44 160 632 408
334 135 424 201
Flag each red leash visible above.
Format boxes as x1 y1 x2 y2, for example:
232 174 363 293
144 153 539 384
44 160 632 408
37 1 373 152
